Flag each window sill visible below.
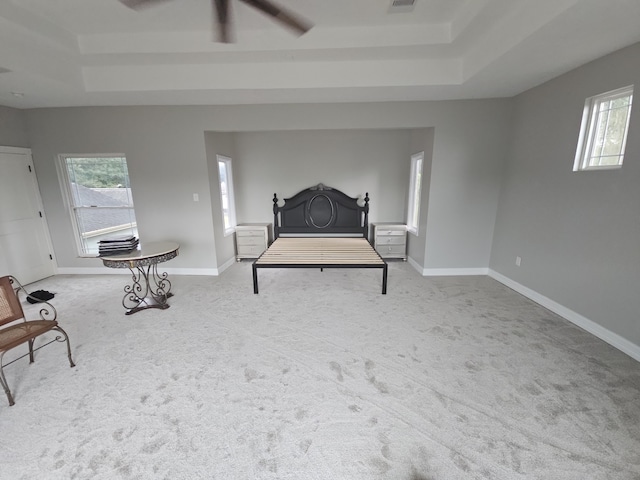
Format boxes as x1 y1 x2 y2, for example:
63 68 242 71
575 165 623 172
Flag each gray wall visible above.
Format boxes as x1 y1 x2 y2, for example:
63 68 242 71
232 129 412 225
25 107 217 271
0 106 28 147
490 42 640 347
24 100 512 273
425 102 512 270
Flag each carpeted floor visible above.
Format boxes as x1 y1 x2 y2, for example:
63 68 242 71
1 262 639 479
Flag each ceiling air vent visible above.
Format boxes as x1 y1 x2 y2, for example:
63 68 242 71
391 0 416 6
389 0 416 12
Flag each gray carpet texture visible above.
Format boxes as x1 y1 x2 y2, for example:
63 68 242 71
1 261 638 479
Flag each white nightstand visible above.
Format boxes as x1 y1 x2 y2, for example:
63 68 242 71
372 223 407 260
235 223 273 260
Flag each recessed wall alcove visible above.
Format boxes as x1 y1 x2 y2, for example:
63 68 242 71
204 128 434 268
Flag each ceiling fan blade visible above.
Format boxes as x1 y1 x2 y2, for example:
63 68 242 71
238 0 312 35
213 0 232 43
119 0 171 10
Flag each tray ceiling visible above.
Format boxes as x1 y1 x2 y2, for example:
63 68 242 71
1 0 639 108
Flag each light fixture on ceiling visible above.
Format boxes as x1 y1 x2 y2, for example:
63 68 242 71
120 0 313 44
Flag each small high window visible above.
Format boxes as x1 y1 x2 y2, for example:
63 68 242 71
407 151 424 235
574 85 633 171
217 155 237 235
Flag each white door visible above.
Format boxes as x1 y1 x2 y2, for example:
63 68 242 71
0 146 56 284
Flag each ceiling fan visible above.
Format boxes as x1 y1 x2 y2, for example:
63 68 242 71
120 0 313 43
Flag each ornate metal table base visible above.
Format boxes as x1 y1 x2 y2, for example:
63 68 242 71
123 263 174 315
101 242 180 316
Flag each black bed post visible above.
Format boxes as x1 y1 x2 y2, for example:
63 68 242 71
363 192 370 238
273 193 280 239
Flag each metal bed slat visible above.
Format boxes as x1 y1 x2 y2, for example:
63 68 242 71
253 237 388 293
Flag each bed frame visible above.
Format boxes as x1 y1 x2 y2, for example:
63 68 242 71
252 184 388 294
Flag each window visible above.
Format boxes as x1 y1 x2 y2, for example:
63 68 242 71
58 155 137 256
574 85 634 171
407 151 424 235
217 155 236 235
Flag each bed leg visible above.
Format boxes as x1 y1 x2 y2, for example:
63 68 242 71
252 264 259 294
382 265 388 294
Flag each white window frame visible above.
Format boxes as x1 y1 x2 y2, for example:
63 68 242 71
407 151 424 236
574 85 634 171
217 155 237 236
57 154 137 257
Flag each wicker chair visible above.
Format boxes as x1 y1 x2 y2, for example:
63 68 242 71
0 275 75 406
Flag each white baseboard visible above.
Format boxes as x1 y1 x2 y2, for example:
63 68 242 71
56 267 129 275
217 257 236 274
167 267 221 276
407 256 422 273
422 267 489 276
407 256 490 277
489 269 640 363
56 267 221 276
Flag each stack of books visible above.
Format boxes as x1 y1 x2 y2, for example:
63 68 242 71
98 235 139 256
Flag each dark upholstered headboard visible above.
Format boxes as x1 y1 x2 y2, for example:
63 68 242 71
272 184 369 239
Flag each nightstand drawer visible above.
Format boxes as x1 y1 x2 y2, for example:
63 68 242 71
236 229 264 238
375 235 405 245
236 236 265 246
378 245 406 256
237 244 266 256
376 229 405 236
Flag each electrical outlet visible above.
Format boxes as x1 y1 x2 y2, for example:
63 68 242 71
193 193 199 202
515 256 522 267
